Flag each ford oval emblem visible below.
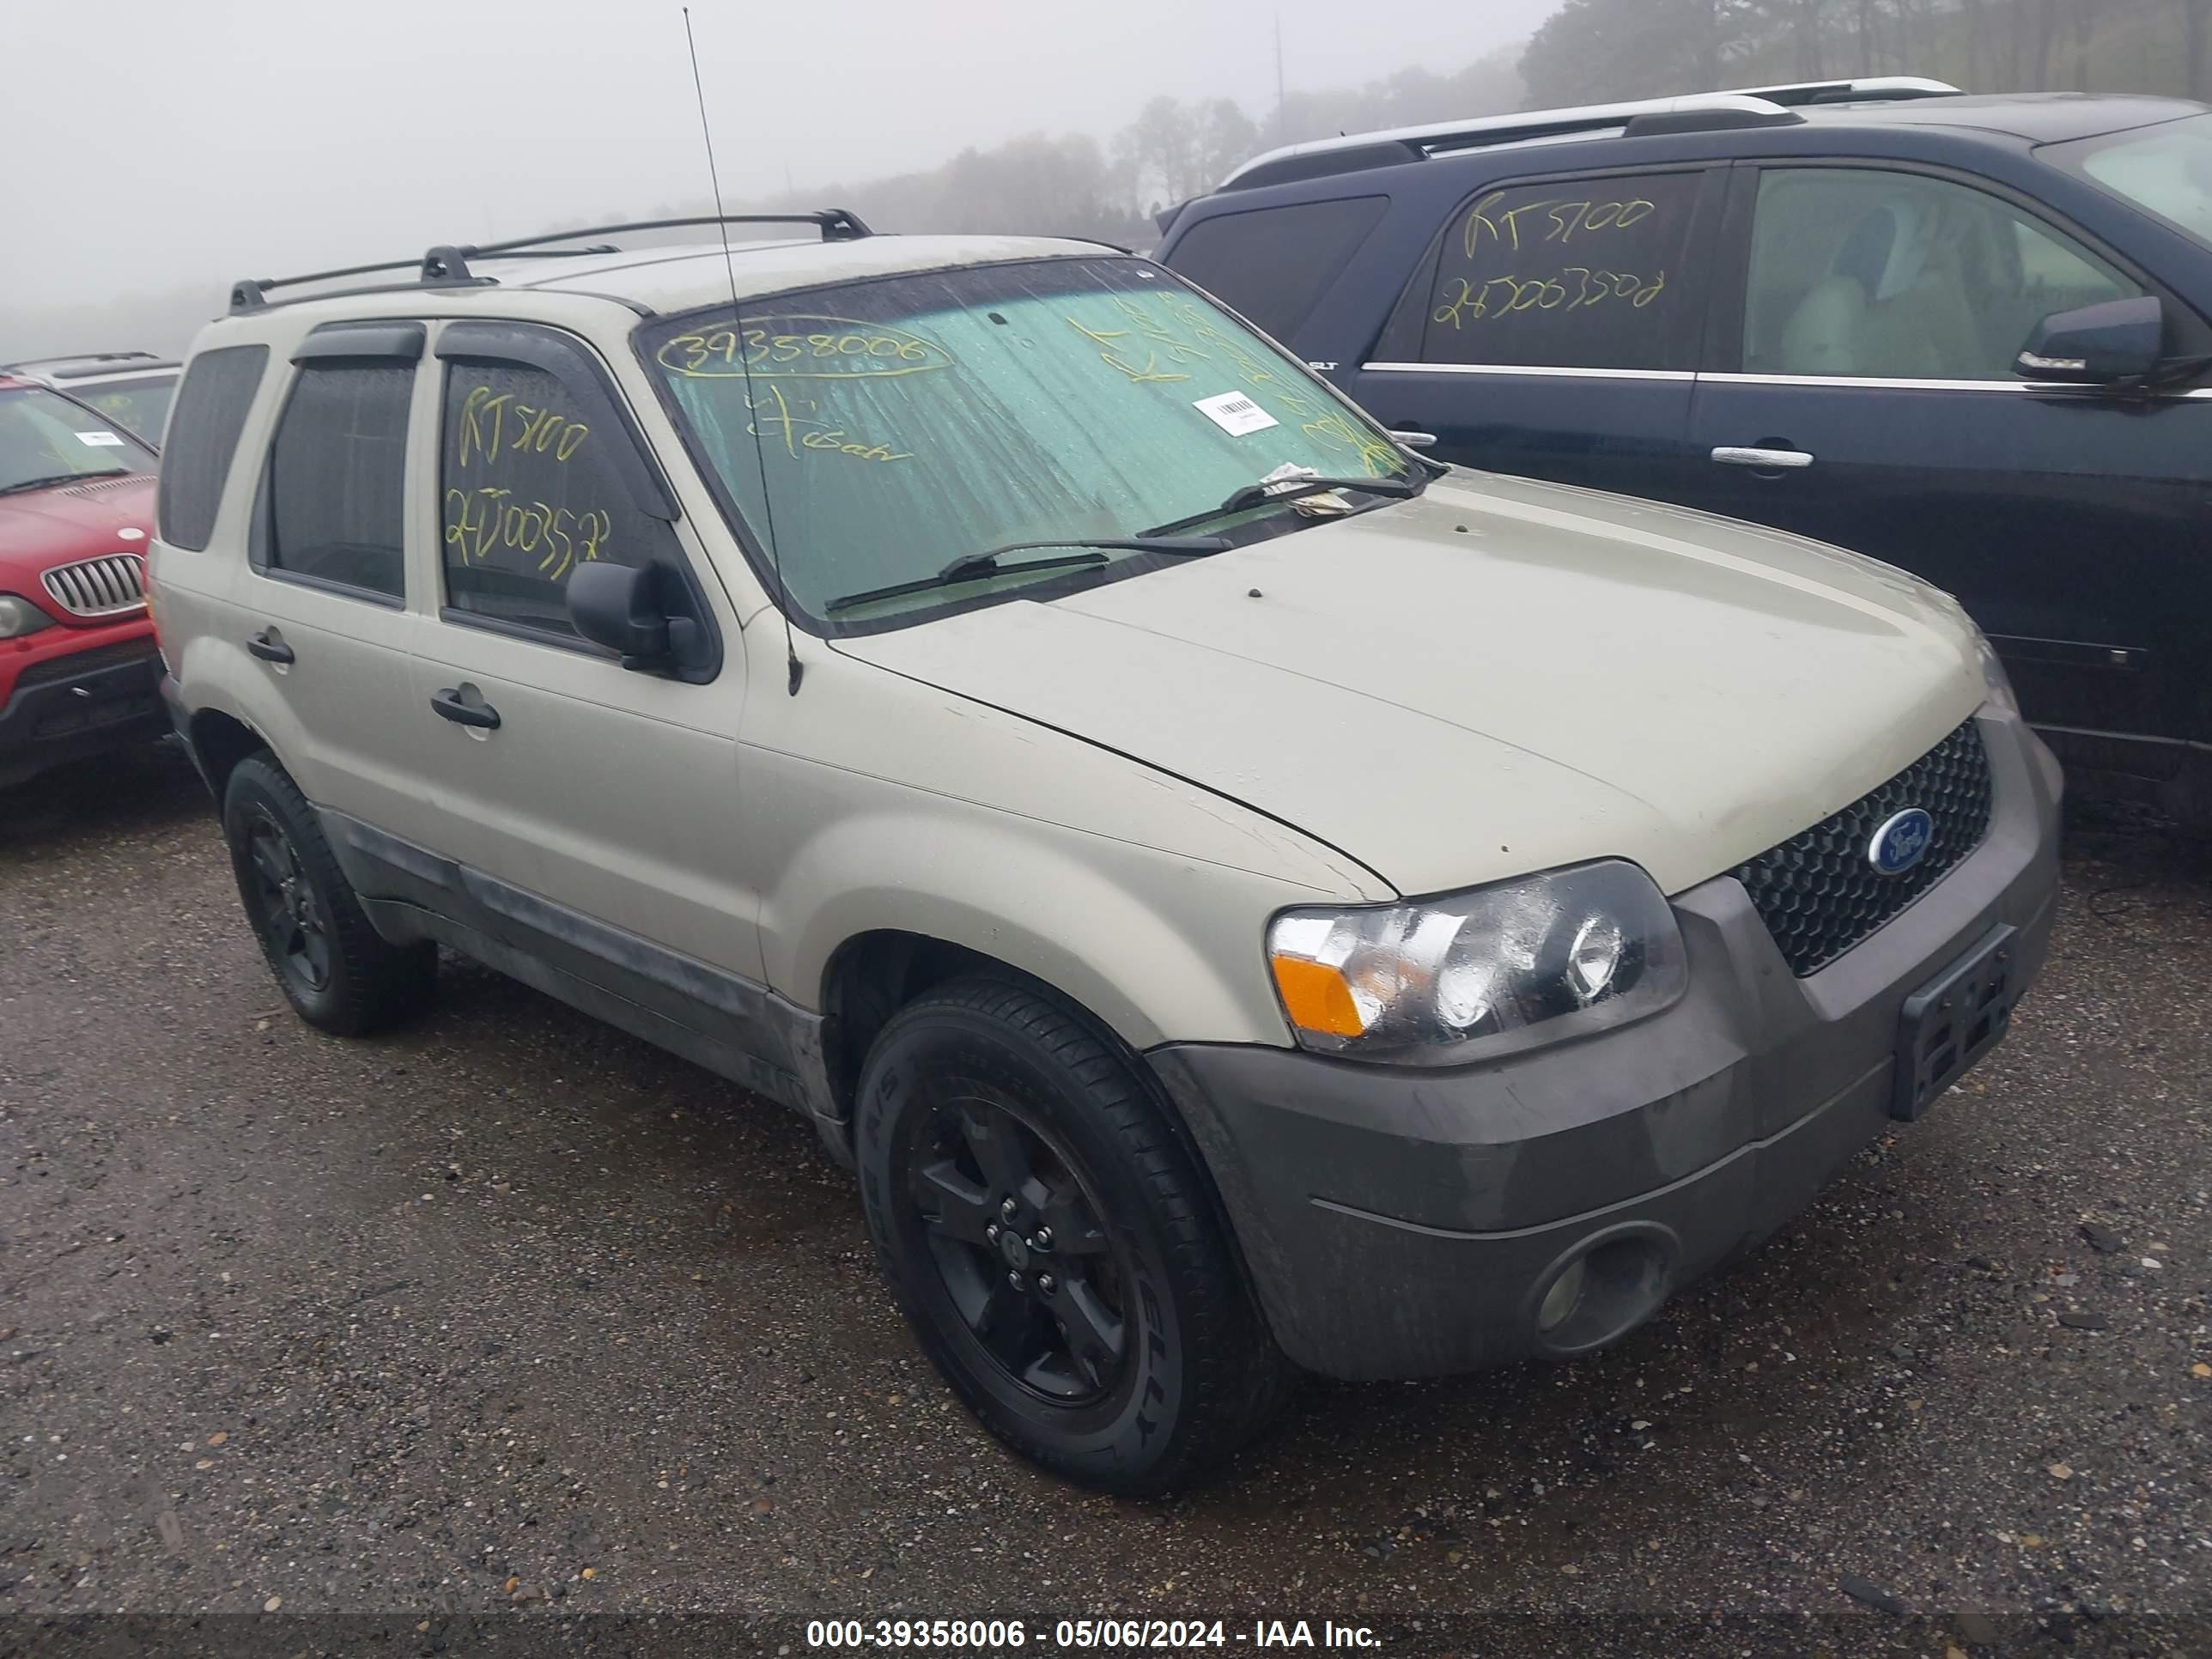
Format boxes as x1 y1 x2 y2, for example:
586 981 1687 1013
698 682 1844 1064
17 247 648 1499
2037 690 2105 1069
1868 808 1935 877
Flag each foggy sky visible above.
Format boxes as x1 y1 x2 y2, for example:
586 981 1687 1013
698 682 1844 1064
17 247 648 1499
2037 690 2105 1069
2 0 1558 316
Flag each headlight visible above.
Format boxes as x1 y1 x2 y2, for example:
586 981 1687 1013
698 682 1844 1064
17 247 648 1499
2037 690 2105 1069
0 593 53 640
1972 626 2020 715
1266 859 1686 1065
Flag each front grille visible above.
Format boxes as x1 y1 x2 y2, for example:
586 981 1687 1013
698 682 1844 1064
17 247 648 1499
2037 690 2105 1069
1733 719 1994 976
11 638 160 691
40 553 146 617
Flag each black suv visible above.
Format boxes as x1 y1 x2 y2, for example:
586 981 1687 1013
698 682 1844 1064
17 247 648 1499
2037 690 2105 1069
1159 79 2212 823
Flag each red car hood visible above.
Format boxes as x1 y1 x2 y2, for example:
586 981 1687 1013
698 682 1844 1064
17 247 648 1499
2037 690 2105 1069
0 474 158 592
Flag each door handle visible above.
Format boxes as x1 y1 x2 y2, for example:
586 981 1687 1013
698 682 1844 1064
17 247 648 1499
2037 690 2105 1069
1390 428 1440 450
1711 446 1815 470
429 687 501 730
246 629 295 665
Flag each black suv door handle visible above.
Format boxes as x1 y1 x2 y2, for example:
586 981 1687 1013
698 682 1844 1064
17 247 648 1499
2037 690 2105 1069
246 629 295 665
430 688 501 730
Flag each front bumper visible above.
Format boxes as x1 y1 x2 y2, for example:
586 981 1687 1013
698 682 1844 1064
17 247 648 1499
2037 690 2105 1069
0 635 166 787
1148 707 2063 1381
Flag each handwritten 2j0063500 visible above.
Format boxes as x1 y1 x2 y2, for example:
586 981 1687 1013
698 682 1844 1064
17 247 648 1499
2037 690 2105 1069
1433 267 1665 329
1463 192 1659 259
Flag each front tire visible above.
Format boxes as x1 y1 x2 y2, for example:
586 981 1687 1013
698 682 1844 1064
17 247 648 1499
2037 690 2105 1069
854 976 1288 1494
222 756 434 1036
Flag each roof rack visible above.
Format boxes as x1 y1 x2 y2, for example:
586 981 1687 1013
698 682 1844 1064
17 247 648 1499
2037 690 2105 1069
227 209 875 315
1217 76 1961 191
1 350 171 376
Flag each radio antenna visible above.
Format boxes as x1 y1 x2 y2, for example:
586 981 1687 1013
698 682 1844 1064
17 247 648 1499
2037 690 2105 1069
684 6 801 695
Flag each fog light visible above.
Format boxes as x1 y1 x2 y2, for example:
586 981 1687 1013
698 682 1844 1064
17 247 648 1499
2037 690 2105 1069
1536 1257 1586 1333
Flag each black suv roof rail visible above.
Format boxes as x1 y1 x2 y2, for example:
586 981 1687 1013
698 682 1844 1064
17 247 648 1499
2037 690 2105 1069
1216 76 1961 192
227 210 875 315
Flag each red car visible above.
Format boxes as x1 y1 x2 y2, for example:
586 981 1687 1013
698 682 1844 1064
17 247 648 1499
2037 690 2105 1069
0 374 165 787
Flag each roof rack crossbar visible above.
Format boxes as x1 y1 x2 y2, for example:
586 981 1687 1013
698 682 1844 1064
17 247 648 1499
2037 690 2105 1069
227 208 874 315
1218 76 1962 190
465 209 873 258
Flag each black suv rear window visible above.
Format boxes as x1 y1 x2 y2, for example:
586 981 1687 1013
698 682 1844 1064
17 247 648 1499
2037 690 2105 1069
1167 196 1389 342
157 346 267 550
1399 171 1707 373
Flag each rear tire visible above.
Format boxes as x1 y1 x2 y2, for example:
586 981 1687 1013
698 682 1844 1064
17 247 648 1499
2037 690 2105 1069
222 756 434 1036
854 975 1289 1494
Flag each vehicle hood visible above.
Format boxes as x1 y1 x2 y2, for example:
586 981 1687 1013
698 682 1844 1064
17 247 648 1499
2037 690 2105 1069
0 474 156 592
834 470 1986 897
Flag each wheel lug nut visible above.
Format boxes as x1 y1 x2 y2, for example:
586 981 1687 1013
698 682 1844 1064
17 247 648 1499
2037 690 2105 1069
1006 1271 1025 1291
1000 1196 1019 1220
985 1223 1000 1243
1030 1227 1052 1250
1036 1274 1056 1297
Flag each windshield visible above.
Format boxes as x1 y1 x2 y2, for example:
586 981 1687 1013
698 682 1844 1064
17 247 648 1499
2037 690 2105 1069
0 386 155 494
640 257 1411 628
73 375 178 447
2047 113 2212 249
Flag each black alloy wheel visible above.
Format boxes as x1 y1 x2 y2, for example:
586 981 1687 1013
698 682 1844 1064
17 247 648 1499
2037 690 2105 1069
907 1085 1129 1407
855 975 1291 1494
220 754 435 1036
242 805 333 995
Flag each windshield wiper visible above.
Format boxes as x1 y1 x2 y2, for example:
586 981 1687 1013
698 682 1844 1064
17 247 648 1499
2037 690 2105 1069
1139 473 1421 539
823 535 1231 615
0 469 129 497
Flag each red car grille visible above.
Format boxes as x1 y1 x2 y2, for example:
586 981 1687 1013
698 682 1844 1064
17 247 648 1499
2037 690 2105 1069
40 553 148 618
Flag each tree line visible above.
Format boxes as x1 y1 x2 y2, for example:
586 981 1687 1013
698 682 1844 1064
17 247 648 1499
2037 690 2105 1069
1523 0 2212 107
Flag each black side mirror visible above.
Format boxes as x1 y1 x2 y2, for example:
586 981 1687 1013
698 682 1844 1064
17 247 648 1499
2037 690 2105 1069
568 561 671 664
2015 295 2164 385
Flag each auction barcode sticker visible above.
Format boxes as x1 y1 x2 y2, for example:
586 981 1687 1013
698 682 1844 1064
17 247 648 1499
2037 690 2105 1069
1193 391 1279 436
75 430 125 447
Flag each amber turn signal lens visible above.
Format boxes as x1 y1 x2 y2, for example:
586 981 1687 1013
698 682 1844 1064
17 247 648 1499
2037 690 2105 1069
1269 955 1366 1039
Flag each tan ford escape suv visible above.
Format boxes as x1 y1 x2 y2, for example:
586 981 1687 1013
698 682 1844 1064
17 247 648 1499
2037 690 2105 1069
154 214 2062 1493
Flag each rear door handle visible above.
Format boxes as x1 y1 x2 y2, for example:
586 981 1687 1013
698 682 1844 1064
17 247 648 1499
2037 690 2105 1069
430 687 501 730
246 629 295 665
1711 446 1815 470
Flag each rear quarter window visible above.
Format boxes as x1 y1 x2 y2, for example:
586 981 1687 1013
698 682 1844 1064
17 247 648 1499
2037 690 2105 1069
1164 196 1389 342
1383 170 1709 372
156 346 268 550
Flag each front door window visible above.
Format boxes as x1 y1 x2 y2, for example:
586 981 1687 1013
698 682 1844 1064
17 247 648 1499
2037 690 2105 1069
1742 167 2141 380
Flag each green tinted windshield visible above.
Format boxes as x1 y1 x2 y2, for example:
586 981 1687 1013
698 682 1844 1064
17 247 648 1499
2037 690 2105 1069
2049 112 2212 249
640 258 1408 626
76 376 178 447
0 386 154 493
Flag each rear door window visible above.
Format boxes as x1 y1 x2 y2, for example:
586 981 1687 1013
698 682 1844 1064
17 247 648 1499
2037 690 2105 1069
261 360 412 600
1385 169 1711 372
1164 196 1389 342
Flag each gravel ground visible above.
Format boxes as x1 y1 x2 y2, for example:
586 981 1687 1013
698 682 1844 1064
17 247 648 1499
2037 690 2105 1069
3 744 2209 1658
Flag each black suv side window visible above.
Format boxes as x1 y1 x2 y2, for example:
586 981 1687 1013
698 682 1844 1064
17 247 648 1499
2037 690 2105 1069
261 357 412 601
1167 197 1390 342
436 325 690 647
158 345 267 551
1741 167 2142 380
1386 170 1709 373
